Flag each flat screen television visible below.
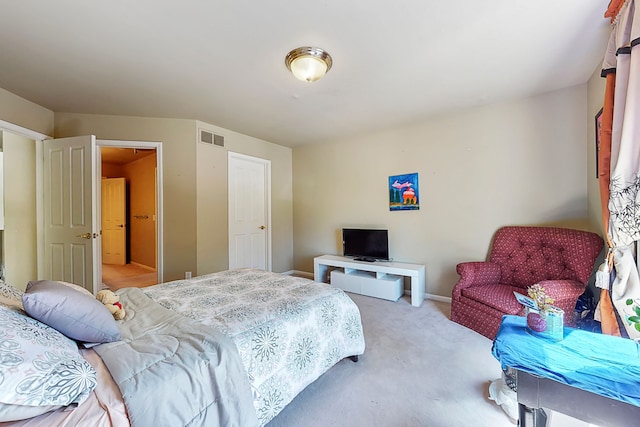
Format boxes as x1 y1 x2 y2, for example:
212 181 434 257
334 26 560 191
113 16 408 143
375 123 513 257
342 228 389 262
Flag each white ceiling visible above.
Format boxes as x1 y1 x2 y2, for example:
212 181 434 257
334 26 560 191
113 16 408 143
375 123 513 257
0 1 611 147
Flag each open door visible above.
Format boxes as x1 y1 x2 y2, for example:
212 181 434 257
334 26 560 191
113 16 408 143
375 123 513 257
43 136 100 293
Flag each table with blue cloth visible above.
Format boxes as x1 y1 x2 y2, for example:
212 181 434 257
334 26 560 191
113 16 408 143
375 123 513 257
492 315 640 427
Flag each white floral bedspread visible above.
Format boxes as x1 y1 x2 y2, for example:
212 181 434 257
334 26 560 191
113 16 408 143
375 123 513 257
141 269 366 426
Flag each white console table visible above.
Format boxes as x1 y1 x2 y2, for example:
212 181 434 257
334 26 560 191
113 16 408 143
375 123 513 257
314 255 426 307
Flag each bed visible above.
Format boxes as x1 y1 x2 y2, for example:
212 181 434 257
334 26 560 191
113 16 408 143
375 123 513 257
0 269 366 426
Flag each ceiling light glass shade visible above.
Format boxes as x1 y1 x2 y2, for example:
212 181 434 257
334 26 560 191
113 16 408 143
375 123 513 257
285 47 333 82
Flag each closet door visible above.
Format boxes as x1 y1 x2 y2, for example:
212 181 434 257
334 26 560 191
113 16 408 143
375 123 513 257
228 152 271 271
102 177 126 265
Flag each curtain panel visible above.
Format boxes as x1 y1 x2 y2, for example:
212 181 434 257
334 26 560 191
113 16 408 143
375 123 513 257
599 0 640 339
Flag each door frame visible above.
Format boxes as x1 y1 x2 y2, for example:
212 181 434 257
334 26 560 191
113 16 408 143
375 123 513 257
0 120 49 280
97 139 163 285
0 120 165 291
228 151 272 271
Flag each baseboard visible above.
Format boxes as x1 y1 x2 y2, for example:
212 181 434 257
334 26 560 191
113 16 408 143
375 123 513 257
426 293 452 304
403 290 451 304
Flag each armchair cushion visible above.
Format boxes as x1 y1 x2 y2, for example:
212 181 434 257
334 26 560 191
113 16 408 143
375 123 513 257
451 226 603 339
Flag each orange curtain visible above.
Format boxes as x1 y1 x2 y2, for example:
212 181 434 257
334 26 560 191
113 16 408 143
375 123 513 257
605 0 626 21
598 73 620 336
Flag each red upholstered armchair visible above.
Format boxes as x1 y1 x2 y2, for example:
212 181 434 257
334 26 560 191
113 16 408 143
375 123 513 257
451 226 603 340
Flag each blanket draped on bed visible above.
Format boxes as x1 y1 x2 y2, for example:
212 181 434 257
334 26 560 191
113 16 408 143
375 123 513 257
94 287 258 427
142 269 366 426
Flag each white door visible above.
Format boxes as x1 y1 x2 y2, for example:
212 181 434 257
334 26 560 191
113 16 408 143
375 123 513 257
228 152 271 270
43 136 100 293
102 177 126 265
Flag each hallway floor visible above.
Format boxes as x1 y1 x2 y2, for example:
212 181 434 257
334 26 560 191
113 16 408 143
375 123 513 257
102 263 157 290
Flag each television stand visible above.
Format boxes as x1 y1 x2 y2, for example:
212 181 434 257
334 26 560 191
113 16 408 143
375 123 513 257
313 255 426 307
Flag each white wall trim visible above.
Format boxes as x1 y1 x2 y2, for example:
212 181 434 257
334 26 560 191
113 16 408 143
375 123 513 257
0 120 48 279
403 290 451 303
0 119 50 141
425 293 452 304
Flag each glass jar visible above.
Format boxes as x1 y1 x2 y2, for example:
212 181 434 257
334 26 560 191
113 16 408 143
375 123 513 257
526 306 564 341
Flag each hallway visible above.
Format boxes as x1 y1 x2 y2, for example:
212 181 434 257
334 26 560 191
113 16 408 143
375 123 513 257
102 263 157 290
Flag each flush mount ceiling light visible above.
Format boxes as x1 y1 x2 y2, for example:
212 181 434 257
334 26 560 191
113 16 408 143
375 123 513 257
285 46 333 83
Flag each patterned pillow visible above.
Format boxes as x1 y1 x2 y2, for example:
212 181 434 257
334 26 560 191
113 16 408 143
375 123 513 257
0 279 24 310
0 304 97 422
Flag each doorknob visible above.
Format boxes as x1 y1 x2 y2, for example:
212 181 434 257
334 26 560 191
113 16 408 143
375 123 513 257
76 232 99 239
117 224 125 228
259 225 266 230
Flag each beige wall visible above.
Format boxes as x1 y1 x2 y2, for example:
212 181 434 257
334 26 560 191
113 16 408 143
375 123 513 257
2 132 37 290
123 153 157 269
55 114 294 281
55 113 197 282
0 88 53 136
587 65 607 235
195 121 294 274
293 85 592 298
0 91 51 288
0 82 602 294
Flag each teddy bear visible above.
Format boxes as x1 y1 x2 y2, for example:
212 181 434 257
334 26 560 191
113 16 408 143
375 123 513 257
96 289 126 320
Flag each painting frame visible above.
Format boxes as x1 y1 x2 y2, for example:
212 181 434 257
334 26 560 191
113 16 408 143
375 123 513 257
388 173 419 211
595 107 603 179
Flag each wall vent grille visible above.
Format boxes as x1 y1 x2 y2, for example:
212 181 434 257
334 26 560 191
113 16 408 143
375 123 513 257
199 129 225 147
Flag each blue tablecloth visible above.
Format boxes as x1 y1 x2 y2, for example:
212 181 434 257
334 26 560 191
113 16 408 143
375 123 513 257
492 315 640 407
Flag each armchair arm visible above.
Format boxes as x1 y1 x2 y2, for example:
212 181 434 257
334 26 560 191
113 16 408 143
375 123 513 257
452 262 502 299
537 279 587 323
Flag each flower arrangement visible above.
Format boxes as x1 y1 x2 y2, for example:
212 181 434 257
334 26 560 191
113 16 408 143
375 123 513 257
526 284 555 333
527 284 555 312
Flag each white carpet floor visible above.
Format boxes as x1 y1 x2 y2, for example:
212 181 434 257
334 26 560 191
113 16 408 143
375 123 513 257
266 292 596 427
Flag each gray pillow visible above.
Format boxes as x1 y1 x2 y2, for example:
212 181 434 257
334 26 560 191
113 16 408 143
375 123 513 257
0 304 97 421
22 280 122 343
